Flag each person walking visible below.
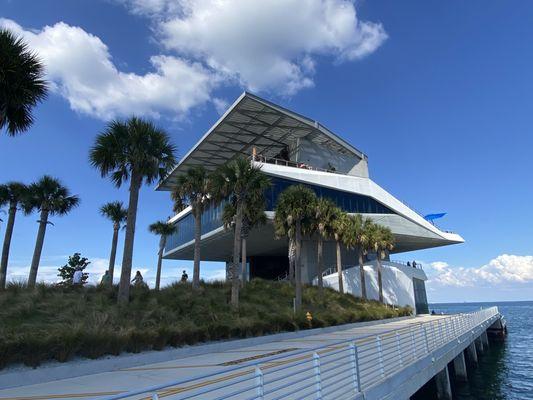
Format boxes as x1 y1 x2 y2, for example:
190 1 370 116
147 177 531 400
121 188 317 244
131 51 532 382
72 267 83 287
131 270 144 286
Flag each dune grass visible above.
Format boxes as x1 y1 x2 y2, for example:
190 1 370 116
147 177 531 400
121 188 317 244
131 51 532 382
0 279 411 369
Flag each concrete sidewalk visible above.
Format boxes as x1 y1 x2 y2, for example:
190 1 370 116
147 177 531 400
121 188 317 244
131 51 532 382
0 315 444 400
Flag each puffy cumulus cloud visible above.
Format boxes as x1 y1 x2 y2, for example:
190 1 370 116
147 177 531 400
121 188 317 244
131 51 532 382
425 254 533 289
0 18 218 120
123 0 387 95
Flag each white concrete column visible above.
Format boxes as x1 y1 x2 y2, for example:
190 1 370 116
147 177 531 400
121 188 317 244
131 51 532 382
435 367 453 400
481 330 489 348
475 336 484 354
465 342 478 366
453 351 468 382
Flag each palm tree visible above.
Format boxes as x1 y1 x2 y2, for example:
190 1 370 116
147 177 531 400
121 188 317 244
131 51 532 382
100 201 128 286
0 28 47 135
222 191 267 288
148 220 177 290
332 211 352 294
313 198 337 293
212 157 271 307
369 224 395 303
24 176 79 287
90 117 176 303
274 185 316 311
0 182 28 289
171 166 210 289
354 216 374 299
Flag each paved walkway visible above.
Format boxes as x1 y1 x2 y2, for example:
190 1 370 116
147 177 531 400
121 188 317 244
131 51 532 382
0 315 447 400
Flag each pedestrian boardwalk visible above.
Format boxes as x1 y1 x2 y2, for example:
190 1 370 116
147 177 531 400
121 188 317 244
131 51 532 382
0 309 499 400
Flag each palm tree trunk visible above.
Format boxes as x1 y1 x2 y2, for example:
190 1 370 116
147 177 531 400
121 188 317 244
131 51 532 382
294 220 302 311
28 209 49 288
336 240 344 294
241 236 247 288
117 173 141 303
377 255 384 303
0 202 17 289
108 224 119 286
231 202 243 307
155 236 165 291
358 250 367 299
316 236 323 294
288 238 295 284
192 206 202 289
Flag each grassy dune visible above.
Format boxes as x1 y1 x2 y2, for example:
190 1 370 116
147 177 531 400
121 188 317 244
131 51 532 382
0 279 411 369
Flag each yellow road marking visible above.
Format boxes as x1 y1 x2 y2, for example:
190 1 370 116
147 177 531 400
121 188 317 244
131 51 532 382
0 391 122 400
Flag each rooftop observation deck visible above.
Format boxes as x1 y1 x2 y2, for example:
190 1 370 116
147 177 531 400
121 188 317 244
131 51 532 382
92 307 501 400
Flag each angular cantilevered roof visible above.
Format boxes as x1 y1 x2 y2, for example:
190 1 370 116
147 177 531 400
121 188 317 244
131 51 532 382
157 92 366 190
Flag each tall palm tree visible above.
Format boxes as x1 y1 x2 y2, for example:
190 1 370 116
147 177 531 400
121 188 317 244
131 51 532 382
313 198 337 293
171 166 210 289
222 191 267 288
100 201 127 286
148 220 177 290
0 28 47 135
24 176 79 287
354 216 374 299
212 157 271 307
332 211 352 294
369 224 395 303
274 185 316 311
0 182 28 289
90 117 176 303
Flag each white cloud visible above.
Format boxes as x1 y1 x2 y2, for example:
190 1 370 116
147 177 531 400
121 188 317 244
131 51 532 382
424 254 533 289
123 0 388 95
6 256 226 288
2 1 386 120
0 18 218 120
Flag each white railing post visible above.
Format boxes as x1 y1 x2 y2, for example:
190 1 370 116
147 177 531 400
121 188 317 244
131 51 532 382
313 352 322 399
423 325 430 353
349 342 361 392
396 332 403 367
376 336 385 377
411 326 417 360
255 366 264 399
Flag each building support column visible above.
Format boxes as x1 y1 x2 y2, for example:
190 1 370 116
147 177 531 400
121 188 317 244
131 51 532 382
453 351 468 382
435 367 453 400
481 330 489 348
475 336 484 354
465 342 478 367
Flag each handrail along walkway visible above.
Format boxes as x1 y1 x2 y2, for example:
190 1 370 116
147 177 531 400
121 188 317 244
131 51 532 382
103 307 500 400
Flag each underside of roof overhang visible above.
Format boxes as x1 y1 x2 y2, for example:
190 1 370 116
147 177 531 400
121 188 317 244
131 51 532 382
157 92 365 190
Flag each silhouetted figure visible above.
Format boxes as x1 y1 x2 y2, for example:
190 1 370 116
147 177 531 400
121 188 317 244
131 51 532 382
131 270 144 286
181 270 189 283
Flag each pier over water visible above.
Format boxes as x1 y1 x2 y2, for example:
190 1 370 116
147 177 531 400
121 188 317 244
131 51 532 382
93 308 501 400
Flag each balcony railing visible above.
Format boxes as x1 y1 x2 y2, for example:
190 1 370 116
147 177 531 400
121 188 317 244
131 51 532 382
253 155 344 175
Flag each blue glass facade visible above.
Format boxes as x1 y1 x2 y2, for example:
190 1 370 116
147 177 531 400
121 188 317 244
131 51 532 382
265 177 393 215
165 176 393 253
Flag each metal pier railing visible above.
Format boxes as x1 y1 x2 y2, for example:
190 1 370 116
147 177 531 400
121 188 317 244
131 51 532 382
102 307 499 400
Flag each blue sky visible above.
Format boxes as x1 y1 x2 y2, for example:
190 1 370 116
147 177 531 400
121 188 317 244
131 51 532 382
1 0 532 302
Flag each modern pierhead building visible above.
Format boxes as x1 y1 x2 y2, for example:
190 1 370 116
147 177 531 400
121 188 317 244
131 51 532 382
158 93 464 313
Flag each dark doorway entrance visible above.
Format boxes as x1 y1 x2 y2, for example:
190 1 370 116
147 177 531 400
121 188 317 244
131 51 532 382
249 256 289 280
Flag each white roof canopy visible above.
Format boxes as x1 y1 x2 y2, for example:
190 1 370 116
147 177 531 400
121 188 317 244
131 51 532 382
158 92 365 190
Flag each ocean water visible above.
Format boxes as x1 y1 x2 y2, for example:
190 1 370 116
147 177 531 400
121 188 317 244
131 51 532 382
424 301 533 400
